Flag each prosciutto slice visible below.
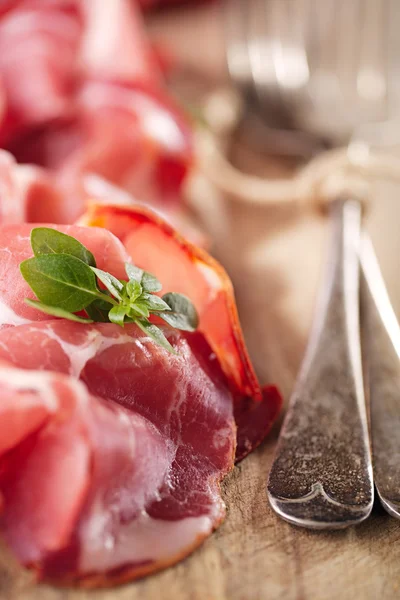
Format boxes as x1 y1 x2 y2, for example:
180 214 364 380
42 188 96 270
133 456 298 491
80 203 282 459
0 151 65 224
0 149 204 245
0 323 234 584
0 220 235 583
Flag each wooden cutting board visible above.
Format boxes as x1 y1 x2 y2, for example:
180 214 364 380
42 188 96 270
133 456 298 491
1 171 400 600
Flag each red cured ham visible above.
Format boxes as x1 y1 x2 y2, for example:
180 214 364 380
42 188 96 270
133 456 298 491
0 220 235 583
0 151 66 224
0 324 234 584
0 149 204 245
0 0 192 224
0 215 280 584
80 203 282 459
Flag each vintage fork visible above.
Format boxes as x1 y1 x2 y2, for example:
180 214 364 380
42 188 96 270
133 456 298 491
267 198 373 528
223 0 400 527
361 236 400 520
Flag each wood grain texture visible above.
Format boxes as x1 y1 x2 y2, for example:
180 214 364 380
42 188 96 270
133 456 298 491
2 176 400 599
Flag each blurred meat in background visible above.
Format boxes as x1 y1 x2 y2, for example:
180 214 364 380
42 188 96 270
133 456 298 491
140 0 213 7
0 0 209 233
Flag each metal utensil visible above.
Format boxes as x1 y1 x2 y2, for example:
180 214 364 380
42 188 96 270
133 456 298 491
361 236 400 519
267 199 373 528
222 0 400 527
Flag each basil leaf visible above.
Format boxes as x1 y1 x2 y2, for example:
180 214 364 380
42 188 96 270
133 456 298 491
125 263 143 283
126 279 142 302
25 299 94 323
141 271 162 293
20 254 100 313
160 293 199 332
85 299 111 322
135 320 176 355
108 305 127 327
31 228 96 267
141 293 171 312
91 267 123 300
128 303 150 319
125 262 161 292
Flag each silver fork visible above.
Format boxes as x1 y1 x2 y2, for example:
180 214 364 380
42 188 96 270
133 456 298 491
224 0 400 528
361 236 400 520
268 198 373 529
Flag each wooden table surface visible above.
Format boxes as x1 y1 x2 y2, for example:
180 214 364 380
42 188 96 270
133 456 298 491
1 165 400 599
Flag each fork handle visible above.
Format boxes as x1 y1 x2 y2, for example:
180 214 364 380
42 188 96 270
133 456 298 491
267 198 373 529
361 235 400 519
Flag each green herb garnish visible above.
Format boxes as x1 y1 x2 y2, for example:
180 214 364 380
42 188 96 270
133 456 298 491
20 228 199 354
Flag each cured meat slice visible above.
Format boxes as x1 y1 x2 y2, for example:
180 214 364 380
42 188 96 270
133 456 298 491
80 203 282 459
80 204 258 399
0 321 235 584
0 150 66 224
0 219 237 583
81 0 159 83
0 149 202 244
54 79 192 220
0 0 82 143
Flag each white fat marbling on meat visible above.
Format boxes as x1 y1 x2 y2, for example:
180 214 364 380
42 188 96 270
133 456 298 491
79 511 214 572
0 298 31 326
37 325 139 378
0 364 73 411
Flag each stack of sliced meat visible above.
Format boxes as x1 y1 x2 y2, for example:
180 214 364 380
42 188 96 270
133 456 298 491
0 205 281 585
0 0 192 226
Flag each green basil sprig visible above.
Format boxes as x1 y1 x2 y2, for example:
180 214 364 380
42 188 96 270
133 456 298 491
20 228 199 354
